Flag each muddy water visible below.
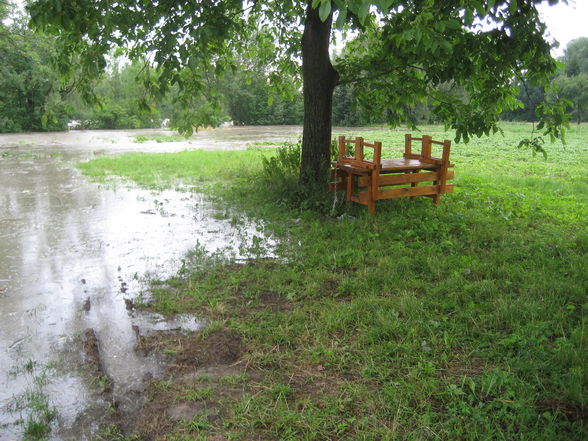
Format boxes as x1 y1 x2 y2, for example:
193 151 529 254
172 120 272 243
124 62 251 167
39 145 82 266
0 127 298 440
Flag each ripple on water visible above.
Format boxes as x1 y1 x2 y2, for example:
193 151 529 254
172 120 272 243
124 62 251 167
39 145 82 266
0 130 281 440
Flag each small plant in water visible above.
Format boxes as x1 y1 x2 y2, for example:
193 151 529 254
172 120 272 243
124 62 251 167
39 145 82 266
20 388 57 441
94 375 112 390
24 419 52 441
8 360 57 441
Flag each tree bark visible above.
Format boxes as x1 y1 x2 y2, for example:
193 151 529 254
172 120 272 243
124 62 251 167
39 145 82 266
300 2 339 187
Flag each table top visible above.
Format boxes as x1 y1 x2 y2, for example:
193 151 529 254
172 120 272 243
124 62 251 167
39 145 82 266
335 157 448 173
380 158 439 171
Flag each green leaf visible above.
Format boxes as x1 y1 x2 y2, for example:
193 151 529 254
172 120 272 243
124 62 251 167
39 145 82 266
509 0 518 15
357 1 370 24
335 6 348 29
440 40 452 53
375 0 393 11
446 19 461 30
319 0 332 22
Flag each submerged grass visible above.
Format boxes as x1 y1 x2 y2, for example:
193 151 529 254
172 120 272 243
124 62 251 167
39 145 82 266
80 123 587 440
8 361 57 441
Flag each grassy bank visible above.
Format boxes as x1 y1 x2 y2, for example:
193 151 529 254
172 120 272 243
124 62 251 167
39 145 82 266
81 123 587 440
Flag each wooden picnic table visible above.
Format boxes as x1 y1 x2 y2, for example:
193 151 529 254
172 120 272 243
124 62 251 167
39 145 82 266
330 134 455 214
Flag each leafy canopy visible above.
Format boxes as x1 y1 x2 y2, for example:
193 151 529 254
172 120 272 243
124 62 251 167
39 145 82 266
28 0 568 142
1 3 68 132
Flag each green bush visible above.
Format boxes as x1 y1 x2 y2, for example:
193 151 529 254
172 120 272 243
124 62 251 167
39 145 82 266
259 141 339 213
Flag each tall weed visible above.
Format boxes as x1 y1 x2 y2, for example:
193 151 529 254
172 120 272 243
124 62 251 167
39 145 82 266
259 141 339 213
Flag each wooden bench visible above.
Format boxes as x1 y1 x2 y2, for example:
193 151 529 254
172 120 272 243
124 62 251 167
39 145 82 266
329 134 454 214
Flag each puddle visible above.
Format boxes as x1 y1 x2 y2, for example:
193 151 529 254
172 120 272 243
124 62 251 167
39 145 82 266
0 127 290 440
130 312 205 336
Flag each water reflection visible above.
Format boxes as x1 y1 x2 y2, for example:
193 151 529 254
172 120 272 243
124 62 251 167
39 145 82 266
0 127 285 439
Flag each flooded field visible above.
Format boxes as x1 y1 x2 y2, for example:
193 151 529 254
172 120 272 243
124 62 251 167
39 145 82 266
0 127 299 440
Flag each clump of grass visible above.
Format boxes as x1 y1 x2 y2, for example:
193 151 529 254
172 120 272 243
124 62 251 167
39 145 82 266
11 362 58 441
22 392 56 440
219 373 250 385
256 140 340 213
179 386 213 402
94 424 141 441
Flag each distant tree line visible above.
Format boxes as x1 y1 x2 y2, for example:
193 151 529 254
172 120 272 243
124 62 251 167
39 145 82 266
503 37 588 124
1 2 587 133
0 2 68 132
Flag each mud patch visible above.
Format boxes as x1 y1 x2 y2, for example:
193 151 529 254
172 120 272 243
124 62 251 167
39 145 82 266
533 398 588 422
113 328 253 440
256 291 291 313
81 328 113 394
139 329 242 372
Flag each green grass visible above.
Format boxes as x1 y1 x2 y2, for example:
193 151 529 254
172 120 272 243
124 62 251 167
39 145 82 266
80 122 587 440
77 149 265 190
9 362 58 441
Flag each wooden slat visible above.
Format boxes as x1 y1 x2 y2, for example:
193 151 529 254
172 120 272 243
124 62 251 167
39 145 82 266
376 184 454 200
338 158 370 167
405 133 412 156
355 137 364 161
358 172 428 187
351 192 369 205
380 157 437 170
401 154 441 165
338 136 345 157
328 182 347 191
357 170 455 187
422 135 432 158
373 141 382 167
337 161 376 172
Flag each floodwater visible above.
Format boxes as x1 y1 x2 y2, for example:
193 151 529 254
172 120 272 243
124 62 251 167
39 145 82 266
0 127 300 440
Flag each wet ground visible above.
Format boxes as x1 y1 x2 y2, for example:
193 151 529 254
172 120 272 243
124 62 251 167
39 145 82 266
0 127 300 440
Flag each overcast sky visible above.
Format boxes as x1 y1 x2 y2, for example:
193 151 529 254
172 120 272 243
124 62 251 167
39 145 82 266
538 0 588 56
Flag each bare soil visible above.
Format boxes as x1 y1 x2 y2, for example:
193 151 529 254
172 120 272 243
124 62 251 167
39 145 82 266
122 329 253 440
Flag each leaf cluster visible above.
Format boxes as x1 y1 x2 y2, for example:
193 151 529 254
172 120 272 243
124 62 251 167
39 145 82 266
0 5 68 132
333 0 566 143
26 0 571 143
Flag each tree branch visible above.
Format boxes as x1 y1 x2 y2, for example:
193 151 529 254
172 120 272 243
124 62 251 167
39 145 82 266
336 64 425 86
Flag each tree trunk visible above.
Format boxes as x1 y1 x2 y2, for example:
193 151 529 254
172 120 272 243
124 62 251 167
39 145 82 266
300 3 339 187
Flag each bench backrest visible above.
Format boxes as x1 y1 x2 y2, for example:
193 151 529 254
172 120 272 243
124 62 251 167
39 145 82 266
404 134 451 166
337 136 382 170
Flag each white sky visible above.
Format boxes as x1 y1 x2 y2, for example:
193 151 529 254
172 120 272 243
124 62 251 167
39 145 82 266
537 0 588 57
